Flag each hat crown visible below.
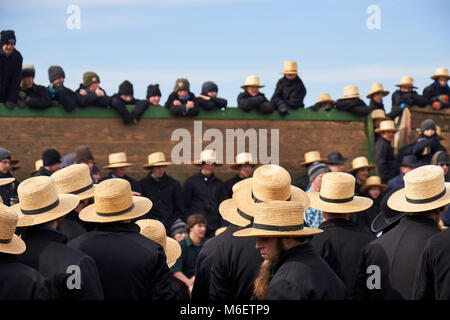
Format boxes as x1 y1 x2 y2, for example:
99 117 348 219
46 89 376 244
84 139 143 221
108 152 128 165
371 109 387 119
252 200 306 228
52 164 92 195
18 176 59 211
365 175 382 186
137 219 167 250
0 205 18 241
198 149 218 164
243 75 262 87
432 68 449 79
304 151 323 163
343 85 359 98
94 179 133 214
252 165 292 201
378 120 396 131
369 82 385 94
235 152 253 165
147 152 166 165
317 93 333 103
320 172 355 200
35 159 43 171
283 61 298 74
399 76 414 86
403 165 445 201
351 156 370 169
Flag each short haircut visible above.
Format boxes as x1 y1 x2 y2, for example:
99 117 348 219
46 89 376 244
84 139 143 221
75 145 94 164
186 214 207 232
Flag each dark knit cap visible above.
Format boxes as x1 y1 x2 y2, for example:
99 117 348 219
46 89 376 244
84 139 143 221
421 119 436 132
431 151 449 166
201 81 218 95
170 218 187 237
48 66 65 83
42 149 61 166
146 84 162 98
21 64 35 79
173 78 190 92
1 30 16 46
0 147 11 161
83 72 100 88
75 145 94 164
308 162 330 183
118 80 133 96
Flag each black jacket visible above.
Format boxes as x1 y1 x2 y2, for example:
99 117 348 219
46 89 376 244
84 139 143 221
412 229 450 300
59 210 95 242
209 224 263 300
182 172 228 235
69 222 173 300
293 174 309 191
75 85 111 108
352 194 383 234
196 96 227 111
139 173 185 232
0 48 23 104
99 174 141 194
33 166 53 177
412 134 446 166
21 84 52 109
0 253 50 300
18 226 104 300
237 91 274 114
391 90 429 108
48 83 78 112
311 219 376 296
423 82 450 109
164 91 199 116
224 174 244 198
0 171 17 206
270 75 307 110
110 94 138 124
264 242 346 300
375 137 398 184
352 215 440 300
335 98 372 117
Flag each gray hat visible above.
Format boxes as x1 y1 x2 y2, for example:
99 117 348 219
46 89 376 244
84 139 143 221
170 218 186 237
48 65 65 83
308 162 330 183
420 119 436 132
0 147 11 161
201 81 218 95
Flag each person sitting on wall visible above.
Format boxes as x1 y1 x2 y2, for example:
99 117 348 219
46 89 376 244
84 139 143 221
75 71 111 108
391 76 428 116
0 30 23 110
47 65 78 112
367 82 390 114
237 76 274 114
335 85 372 117
17 64 52 109
110 80 149 125
196 81 227 111
412 119 447 166
422 68 449 110
165 78 199 116
310 93 335 112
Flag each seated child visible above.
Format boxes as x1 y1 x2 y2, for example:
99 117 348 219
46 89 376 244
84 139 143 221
196 81 227 111
423 68 449 110
237 75 274 114
165 78 199 116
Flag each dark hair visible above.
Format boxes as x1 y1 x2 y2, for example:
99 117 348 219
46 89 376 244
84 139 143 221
186 214 207 232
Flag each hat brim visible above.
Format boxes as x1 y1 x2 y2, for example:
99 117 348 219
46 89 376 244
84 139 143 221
308 192 373 213
233 179 311 220
370 211 407 233
299 159 328 167
14 194 80 227
347 165 376 173
360 183 387 194
327 158 348 165
230 162 257 170
79 196 152 223
143 162 173 169
316 99 336 105
0 234 26 255
387 183 450 213
374 127 399 133
367 90 390 99
166 237 182 268
395 84 418 89
0 178 15 186
281 71 298 75
241 85 265 89
103 162 134 169
233 225 323 238
219 199 252 227
338 95 360 100
431 75 450 80
75 185 96 201
194 161 223 167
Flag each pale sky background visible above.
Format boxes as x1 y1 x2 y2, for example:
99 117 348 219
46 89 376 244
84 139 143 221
1 0 449 111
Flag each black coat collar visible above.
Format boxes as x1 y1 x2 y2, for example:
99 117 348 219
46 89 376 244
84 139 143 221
95 221 140 234
23 226 68 244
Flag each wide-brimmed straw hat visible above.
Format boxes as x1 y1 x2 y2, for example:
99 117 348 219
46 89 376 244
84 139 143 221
103 152 133 169
194 149 222 166
360 176 387 193
339 85 360 100
228 165 310 225
215 226 227 236
367 82 390 98
315 93 335 105
347 156 376 173
0 177 15 186
231 152 256 170
308 172 373 213
51 164 95 201
299 151 327 167
387 165 450 213
371 109 389 121
0 204 26 255
431 67 449 80
30 159 43 175
241 75 264 89
374 120 399 133
281 61 298 75
143 152 173 169
233 200 323 238
136 219 181 268
12 176 80 227
79 178 152 223
396 76 417 88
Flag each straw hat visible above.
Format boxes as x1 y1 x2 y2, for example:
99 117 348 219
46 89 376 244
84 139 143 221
194 149 222 166
371 109 389 121
136 219 181 268
299 151 327 167
30 159 43 175
360 176 387 193
79 178 152 223
0 204 26 255
12 176 80 227
367 82 389 98
281 61 298 75
143 152 173 169
215 226 227 236
308 172 373 213
241 75 264 89
339 85 360 100
436 125 444 140
103 152 133 169
431 67 449 80
228 165 310 225
315 93 335 105
395 76 417 88
233 200 323 238
51 164 95 201
231 152 256 170
0 177 15 186
347 156 376 173
374 120 399 133
387 165 450 213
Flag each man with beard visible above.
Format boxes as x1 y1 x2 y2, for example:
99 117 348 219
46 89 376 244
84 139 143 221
0 30 22 110
224 152 256 198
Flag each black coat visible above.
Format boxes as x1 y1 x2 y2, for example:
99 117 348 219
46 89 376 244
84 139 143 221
68 222 173 300
309 234 342 277
293 174 309 191
21 84 52 109
99 173 141 194
110 94 137 124
375 137 398 184
75 85 111 108
139 173 185 232
270 75 306 110
0 48 23 103
196 96 227 111
237 91 274 114
0 253 50 300
49 83 78 112
311 219 376 296
352 194 383 234
0 171 17 206
59 210 95 242
224 174 244 198
412 134 446 166
182 172 228 235
33 166 53 177
264 242 346 300
335 98 372 116
209 224 263 300
164 91 199 116
352 215 440 300
391 90 429 108
423 82 450 109
412 229 450 300
18 226 104 300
